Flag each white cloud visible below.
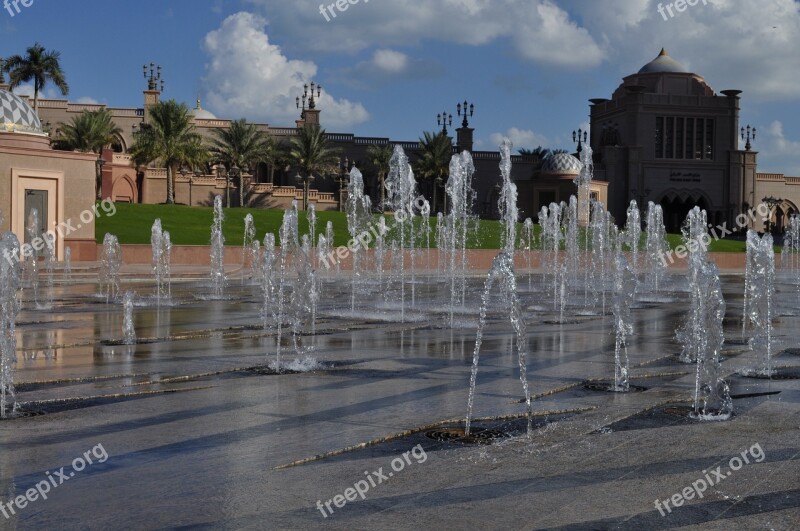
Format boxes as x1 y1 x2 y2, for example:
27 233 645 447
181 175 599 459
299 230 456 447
76 97 100 105
247 0 605 68
572 0 800 100
755 121 800 175
488 127 550 151
372 49 408 73
202 12 369 129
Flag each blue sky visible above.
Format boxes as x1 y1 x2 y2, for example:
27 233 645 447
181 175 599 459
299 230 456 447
3 0 800 173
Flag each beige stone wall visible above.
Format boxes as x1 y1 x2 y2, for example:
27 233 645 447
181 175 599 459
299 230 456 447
0 132 97 260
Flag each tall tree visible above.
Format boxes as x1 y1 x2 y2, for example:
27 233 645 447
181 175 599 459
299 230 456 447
289 125 340 210
208 118 272 207
52 109 122 199
129 100 206 204
53 109 121 153
414 131 453 213
366 143 393 208
3 43 69 112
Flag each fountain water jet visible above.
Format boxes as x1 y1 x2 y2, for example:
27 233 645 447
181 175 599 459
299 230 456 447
690 260 732 419
465 252 532 438
612 254 636 391
122 291 136 345
0 232 20 418
744 230 776 376
151 219 172 303
345 166 372 313
624 200 642 275
210 195 225 297
100 233 122 303
644 202 668 292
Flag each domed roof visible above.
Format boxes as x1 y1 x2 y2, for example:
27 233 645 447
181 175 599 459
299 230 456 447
638 48 688 74
0 90 43 135
541 152 582 176
190 98 216 120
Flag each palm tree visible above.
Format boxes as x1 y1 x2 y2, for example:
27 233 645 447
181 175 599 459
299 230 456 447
289 125 340 210
128 100 206 204
414 131 453 213
366 143 393 209
53 109 121 152
208 118 272 207
52 109 122 199
519 146 551 159
3 43 69 112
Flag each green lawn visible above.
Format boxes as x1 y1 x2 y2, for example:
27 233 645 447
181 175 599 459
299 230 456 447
96 202 764 252
95 202 514 249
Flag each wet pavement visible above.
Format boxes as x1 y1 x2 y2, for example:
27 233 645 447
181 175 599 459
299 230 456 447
1 267 798 529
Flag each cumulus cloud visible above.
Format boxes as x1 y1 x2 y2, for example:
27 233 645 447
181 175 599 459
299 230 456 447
76 97 100 105
755 121 800 174
247 0 605 68
372 49 409 73
573 0 800 100
488 127 551 151
202 12 369 129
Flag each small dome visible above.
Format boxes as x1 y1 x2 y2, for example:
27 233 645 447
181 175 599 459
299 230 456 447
0 90 43 135
541 152 582 176
638 48 688 74
190 98 216 120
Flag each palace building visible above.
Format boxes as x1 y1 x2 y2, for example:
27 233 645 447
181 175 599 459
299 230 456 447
10 50 799 237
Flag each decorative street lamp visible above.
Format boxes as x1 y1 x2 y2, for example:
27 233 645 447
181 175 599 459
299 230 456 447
296 81 322 120
572 128 587 155
295 171 314 211
457 100 475 128
762 195 781 233
143 63 164 92
437 111 453 135
741 125 756 151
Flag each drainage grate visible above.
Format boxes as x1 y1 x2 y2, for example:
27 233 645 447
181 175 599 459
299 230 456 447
584 382 647 393
425 427 508 444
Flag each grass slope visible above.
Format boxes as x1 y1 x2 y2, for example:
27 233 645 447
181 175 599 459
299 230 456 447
96 203 759 252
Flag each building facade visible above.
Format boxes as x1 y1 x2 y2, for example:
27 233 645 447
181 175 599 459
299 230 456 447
0 87 96 260
590 48 755 232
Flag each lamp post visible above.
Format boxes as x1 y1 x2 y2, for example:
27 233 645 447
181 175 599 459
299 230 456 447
295 171 314 211
572 128 587 155
457 100 474 128
296 81 322 121
741 125 756 151
762 195 781 233
143 62 164 92
437 110 453 135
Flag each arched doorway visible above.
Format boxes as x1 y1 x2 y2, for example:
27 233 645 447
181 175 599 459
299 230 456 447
659 193 708 233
